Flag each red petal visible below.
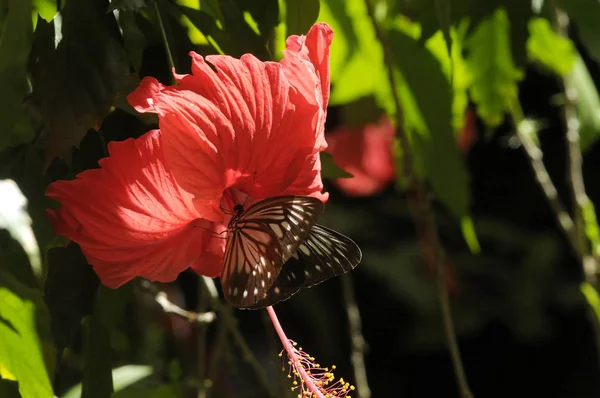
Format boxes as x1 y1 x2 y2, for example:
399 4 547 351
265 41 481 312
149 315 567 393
326 117 396 196
128 50 326 209
281 23 333 151
46 130 223 288
128 77 165 113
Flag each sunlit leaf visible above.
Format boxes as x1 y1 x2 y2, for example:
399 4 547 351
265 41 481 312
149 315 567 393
319 0 393 114
64 365 155 398
400 0 533 68
389 29 470 219
0 0 34 151
177 0 224 23
0 269 53 398
320 152 353 179
33 0 56 21
464 8 523 128
461 216 481 254
581 282 600 323
527 17 576 75
112 384 179 398
568 56 600 151
434 0 453 62
0 180 42 281
284 0 320 36
426 23 471 132
30 0 129 166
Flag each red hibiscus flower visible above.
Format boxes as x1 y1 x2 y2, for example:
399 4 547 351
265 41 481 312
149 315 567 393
326 116 396 197
46 23 333 288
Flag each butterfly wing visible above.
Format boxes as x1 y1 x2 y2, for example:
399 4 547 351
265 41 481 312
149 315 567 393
221 196 324 308
248 224 362 309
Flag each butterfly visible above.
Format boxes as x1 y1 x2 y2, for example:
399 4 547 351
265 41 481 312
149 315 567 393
220 196 362 309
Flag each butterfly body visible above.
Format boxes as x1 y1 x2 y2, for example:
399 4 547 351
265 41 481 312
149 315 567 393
221 196 361 309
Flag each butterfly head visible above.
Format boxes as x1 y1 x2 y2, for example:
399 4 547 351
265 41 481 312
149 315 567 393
233 203 244 215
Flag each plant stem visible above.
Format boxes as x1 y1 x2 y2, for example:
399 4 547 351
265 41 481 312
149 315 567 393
510 103 580 258
266 306 324 398
556 9 598 285
341 275 371 398
363 0 473 397
152 0 177 82
196 278 210 398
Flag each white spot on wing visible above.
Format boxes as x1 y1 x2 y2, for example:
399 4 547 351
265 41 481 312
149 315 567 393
271 224 284 238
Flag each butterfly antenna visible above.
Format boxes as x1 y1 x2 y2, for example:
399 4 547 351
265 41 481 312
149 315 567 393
221 189 235 215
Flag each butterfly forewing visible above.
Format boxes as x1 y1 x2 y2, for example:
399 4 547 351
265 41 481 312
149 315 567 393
249 224 362 309
221 196 324 308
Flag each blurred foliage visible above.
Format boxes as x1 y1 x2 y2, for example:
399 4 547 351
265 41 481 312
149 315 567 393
1 0 600 397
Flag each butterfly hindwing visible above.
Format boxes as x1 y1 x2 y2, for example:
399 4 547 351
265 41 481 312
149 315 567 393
221 196 324 308
248 224 362 309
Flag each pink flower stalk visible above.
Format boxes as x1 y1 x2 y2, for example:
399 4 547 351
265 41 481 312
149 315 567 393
266 306 355 398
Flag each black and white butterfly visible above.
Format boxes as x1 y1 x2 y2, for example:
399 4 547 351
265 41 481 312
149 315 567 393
220 196 362 309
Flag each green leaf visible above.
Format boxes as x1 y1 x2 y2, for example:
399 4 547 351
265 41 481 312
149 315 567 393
464 8 523 128
117 10 146 74
434 0 453 63
112 384 179 398
581 282 600 324
400 0 533 68
320 151 353 179
33 0 57 21
558 0 600 63
0 269 53 398
425 23 471 132
176 0 225 45
30 0 129 166
319 0 393 113
461 216 481 254
180 2 268 58
0 379 20 398
107 0 146 12
284 0 320 36
45 243 99 350
568 56 600 151
0 0 34 151
81 313 113 398
527 17 576 76
389 29 470 219
0 179 42 281
232 0 280 39
65 365 155 398
339 95 385 127
112 365 153 392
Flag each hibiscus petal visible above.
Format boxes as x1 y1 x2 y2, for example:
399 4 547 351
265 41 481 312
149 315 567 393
281 22 333 152
128 48 327 209
282 22 333 113
46 130 223 288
